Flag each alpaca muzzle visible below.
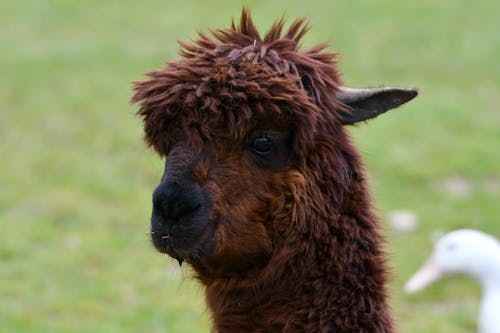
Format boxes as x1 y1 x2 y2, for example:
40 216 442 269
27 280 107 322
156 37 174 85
150 180 213 261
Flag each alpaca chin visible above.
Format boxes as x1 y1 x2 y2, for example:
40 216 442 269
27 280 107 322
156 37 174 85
151 218 217 263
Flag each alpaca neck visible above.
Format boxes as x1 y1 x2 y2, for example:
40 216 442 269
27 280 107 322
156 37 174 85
206 137 393 332
205 213 393 333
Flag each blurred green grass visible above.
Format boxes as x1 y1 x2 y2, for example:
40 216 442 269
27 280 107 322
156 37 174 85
0 0 498 332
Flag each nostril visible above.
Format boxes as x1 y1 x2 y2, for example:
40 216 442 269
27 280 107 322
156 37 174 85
152 183 204 225
152 187 169 218
170 201 202 221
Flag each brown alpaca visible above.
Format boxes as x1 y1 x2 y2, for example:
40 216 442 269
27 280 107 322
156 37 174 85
132 10 417 333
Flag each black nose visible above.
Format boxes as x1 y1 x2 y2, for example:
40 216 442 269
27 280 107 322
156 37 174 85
152 182 203 227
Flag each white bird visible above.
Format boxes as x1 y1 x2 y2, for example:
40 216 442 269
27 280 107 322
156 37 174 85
405 229 500 333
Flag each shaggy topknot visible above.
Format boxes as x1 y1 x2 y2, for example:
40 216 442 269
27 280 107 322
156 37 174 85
132 9 346 158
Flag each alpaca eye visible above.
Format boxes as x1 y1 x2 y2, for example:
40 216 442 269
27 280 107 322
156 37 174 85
246 129 277 156
251 136 274 155
245 129 290 169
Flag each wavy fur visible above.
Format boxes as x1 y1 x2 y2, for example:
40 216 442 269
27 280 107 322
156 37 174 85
132 9 394 332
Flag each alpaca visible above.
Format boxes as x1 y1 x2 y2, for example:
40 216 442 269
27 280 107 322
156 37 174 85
132 10 417 332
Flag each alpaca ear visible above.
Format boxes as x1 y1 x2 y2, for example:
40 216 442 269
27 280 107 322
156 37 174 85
335 87 418 125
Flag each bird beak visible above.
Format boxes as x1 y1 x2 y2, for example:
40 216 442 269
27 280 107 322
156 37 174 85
404 260 443 293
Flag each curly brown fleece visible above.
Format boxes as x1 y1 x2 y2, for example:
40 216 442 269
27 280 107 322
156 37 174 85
132 9 394 333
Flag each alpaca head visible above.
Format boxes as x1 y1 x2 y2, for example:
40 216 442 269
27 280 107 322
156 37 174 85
132 10 417 287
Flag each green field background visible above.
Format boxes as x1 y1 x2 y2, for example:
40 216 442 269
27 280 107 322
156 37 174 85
1 0 498 332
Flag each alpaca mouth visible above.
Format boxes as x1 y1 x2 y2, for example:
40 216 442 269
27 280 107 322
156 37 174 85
150 215 216 263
